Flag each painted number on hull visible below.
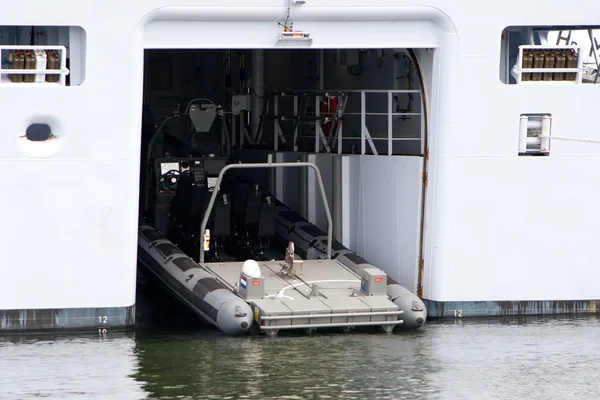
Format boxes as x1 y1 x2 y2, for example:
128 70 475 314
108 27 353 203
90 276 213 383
454 310 463 317
98 328 108 335
98 316 108 324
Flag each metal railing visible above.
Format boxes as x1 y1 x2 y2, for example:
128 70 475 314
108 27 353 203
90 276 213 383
229 89 423 156
258 309 404 330
276 89 422 156
0 45 70 86
352 90 421 156
199 159 333 263
512 45 583 84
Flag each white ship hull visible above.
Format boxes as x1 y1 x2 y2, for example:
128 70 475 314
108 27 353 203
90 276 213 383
1 0 600 332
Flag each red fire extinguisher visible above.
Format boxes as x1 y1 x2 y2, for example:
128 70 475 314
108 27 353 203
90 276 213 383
320 96 339 137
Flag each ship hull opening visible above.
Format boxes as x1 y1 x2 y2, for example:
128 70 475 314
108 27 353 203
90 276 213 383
136 46 429 335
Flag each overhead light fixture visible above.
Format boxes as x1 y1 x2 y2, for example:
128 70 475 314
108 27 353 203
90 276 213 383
275 31 313 47
276 0 311 46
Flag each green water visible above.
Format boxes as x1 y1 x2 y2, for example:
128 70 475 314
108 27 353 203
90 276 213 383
2 316 600 399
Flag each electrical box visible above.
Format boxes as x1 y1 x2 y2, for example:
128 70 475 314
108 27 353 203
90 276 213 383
360 267 387 296
238 272 264 300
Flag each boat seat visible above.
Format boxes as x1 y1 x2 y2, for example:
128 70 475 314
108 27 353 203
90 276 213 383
212 194 232 237
170 171 194 217
245 185 262 230
221 175 238 196
257 196 276 238
232 182 250 229
188 183 208 223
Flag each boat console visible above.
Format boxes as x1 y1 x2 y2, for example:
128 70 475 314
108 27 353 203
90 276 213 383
147 156 227 236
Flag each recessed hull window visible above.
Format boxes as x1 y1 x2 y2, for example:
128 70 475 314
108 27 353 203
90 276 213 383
0 25 86 86
500 26 600 85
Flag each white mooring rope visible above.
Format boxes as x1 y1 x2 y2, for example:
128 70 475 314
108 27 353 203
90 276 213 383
538 135 600 144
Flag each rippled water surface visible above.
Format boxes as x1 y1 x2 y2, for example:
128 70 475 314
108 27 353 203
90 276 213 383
2 316 600 399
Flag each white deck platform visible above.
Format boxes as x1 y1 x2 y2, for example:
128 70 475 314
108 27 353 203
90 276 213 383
202 259 404 335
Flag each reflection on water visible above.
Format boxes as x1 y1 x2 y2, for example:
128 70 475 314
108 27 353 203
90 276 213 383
2 316 600 399
134 329 433 400
0 334 146 399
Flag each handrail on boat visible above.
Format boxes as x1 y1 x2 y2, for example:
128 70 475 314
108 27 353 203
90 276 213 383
199 158 333 263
